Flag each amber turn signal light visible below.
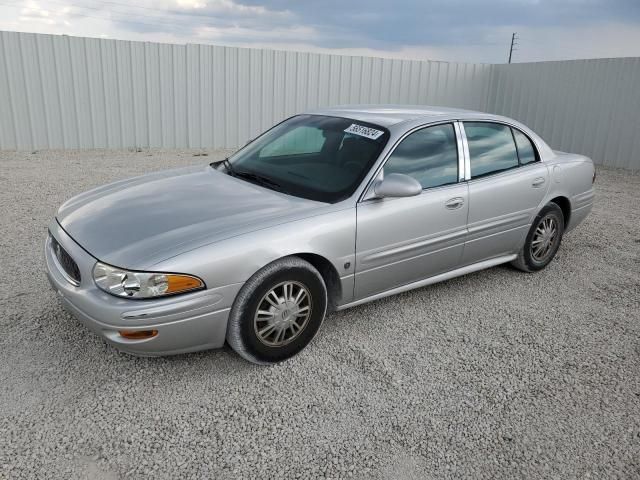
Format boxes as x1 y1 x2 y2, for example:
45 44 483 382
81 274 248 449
165 274 204 294
119 329 158 340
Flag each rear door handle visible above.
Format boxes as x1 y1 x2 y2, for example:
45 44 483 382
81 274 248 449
445 197 464 210
532 177 546 188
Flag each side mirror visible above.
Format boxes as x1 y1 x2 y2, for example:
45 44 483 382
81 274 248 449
374 173 422 198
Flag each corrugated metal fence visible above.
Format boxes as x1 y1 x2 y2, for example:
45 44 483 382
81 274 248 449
0 31 491 151
489 58 640 170
1 31 638 169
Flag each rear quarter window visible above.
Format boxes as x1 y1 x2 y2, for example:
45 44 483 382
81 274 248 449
512 129 538 165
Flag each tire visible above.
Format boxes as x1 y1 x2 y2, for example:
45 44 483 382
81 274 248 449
226 256 328 364
511 202 565 272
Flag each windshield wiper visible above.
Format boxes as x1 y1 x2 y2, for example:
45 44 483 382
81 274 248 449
233 170 288 194
210 159 287 194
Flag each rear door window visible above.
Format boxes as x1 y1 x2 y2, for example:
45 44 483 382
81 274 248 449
464 122 519 178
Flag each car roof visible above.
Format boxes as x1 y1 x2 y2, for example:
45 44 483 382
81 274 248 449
303 104 555 160
304 104 485 128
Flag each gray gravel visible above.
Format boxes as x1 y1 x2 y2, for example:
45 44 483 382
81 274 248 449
1 149 639 480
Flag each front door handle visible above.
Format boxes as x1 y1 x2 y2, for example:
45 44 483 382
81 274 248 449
445 197 464 210
532 177 546 188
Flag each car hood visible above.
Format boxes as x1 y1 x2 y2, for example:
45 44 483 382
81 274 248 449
57 165 326 269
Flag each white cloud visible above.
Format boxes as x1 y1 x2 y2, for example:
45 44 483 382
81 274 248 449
0 0 638 63
176 0 207 9
194 23 318 43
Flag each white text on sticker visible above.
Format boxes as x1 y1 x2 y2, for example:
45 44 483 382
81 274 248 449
344 124 384 140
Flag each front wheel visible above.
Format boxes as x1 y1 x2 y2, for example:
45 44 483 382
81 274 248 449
226 257 328 364
512 202 565 272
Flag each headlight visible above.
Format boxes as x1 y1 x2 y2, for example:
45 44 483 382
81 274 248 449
93 262 204 299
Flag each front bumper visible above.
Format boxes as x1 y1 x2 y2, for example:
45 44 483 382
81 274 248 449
45 220 242 356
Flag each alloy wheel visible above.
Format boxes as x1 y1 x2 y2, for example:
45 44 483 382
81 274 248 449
253 281 312 347
531 215 558 262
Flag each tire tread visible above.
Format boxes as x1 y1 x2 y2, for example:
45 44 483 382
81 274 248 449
226 256 327 364
511 202 565 273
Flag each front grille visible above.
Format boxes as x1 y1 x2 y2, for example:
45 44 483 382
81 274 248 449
50 235 81 284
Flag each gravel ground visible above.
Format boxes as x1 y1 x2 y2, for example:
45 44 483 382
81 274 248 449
0 149 639 480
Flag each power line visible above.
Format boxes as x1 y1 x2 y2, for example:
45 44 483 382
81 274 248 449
508 32 518 63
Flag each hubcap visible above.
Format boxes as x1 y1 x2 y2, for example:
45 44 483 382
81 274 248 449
254 281 312 347
531 215 558 262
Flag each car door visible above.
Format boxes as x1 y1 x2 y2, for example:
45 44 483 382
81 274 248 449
461 121 549 264
354 122 469 300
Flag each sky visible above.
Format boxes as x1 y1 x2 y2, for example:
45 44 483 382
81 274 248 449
1 0 640 63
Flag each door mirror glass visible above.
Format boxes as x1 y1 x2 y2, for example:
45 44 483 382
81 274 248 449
374 173 422 198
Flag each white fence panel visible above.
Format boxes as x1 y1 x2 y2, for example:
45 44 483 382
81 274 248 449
1 31 638 169
0 31 491 151
489 57 640 169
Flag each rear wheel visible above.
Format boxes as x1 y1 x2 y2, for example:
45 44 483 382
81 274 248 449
512 202 565 272
226 257 327 364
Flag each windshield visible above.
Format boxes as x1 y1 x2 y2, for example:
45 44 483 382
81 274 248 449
223 115 389 203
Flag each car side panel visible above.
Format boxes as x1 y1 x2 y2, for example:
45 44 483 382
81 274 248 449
463 162 550 264
545 153 595 233
148 208 358 306
354 183 469 299
147 134 593 316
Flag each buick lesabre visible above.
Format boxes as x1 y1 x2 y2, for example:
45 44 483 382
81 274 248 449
45 105 595 363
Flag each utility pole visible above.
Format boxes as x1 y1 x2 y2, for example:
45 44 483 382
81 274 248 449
508 32 518 63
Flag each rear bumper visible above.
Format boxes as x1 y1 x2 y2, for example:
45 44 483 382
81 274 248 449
566 203 593 233
45 220 242 356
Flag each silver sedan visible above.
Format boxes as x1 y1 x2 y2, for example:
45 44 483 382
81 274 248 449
45 105 595 363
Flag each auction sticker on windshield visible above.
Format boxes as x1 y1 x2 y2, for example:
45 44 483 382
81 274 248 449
344 124 384 140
